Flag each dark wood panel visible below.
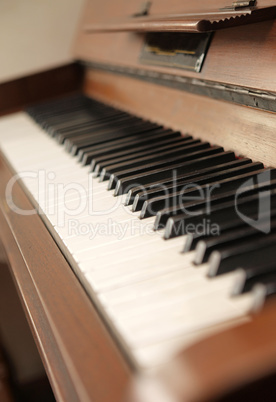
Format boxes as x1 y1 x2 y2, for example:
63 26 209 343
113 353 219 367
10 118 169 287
0 347 14 402
0 63 84 117
0 153 131 402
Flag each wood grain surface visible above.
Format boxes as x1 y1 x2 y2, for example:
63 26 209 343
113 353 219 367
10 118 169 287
74 0 276 93
84 68 276 168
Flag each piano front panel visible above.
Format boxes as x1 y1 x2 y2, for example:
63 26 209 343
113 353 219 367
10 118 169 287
84 68 276 168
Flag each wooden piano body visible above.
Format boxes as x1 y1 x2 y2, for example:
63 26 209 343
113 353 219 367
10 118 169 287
1 0 276 401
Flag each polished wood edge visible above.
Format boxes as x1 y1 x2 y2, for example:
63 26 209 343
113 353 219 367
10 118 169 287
83 6 276 33
159 300 276 402
0 207 78 402
84 69 276 167
126 301 276 402
0 63 84 117
0 151 131 402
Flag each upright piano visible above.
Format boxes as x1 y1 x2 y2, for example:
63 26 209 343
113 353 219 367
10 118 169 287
1 0 276 401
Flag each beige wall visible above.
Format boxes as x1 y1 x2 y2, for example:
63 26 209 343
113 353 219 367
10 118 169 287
0 0 86 84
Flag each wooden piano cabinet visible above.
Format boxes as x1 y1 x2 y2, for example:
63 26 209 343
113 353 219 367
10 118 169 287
0 153 131 402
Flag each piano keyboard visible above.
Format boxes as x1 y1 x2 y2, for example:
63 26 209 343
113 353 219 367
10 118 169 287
0 94 275 370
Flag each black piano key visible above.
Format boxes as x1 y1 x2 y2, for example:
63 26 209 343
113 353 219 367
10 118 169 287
194 220 276 265
65 116 149 149
80 128 177 165
253 275 276 302
133 162 263 213
176 191 276 245
183 207 276 253
44 110 94 125
52 112 130 140
38 102 106 126
39 110 115 135
28 95 88 121
69 122 161 155
125 158 252 206
114 151 235 196
65 116 153 148
184 233 208 253
51 108 128 131
208 234 276 277
93 136 195 176
55 113 141 142
90 129 183 167
67 123 156 155
110 146 225 192
162 179 276 236
232 263 276 295
39 108 92 127
45 104 120 126
100 141 210 181
146 168 273 221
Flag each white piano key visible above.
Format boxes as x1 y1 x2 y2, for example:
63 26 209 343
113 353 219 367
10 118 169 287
71 228 164 262
63 221 158 258
99 267 197 306
80 236 186 272
85 248 195 292
106 271 241 320
113 291 255 348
